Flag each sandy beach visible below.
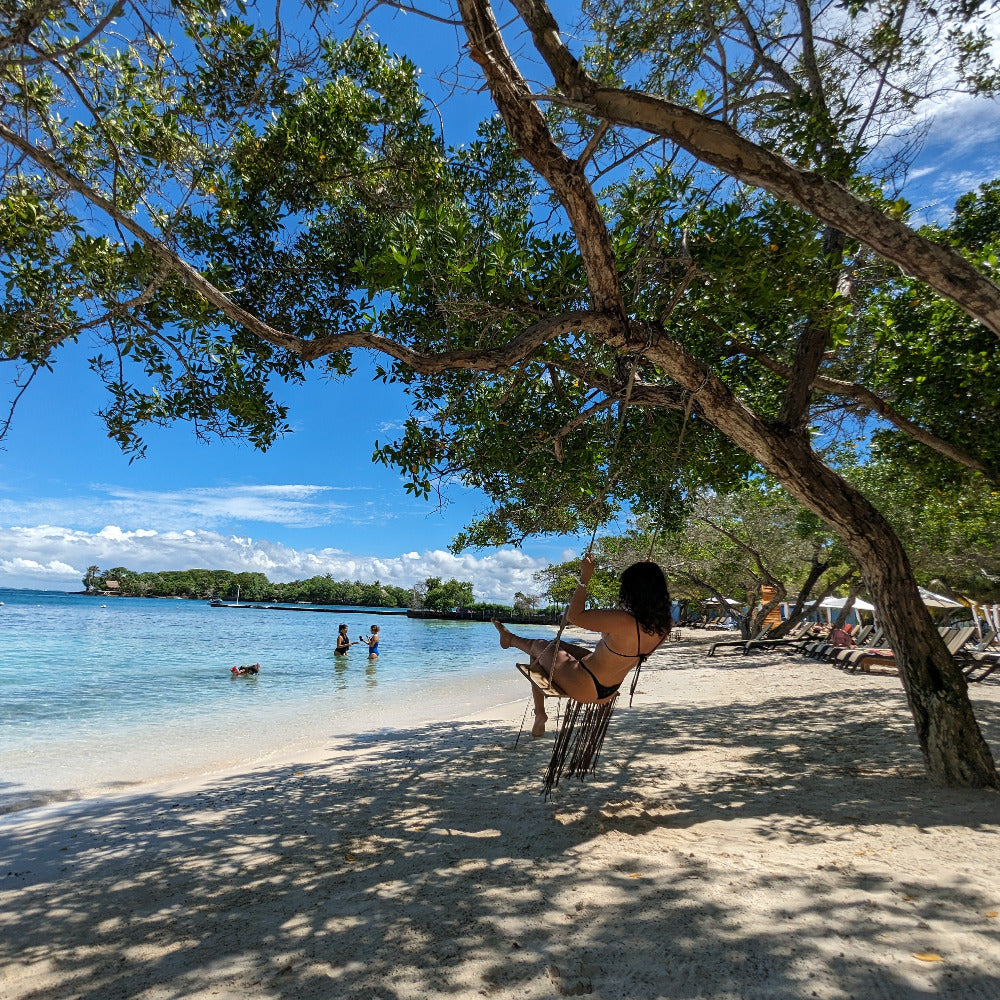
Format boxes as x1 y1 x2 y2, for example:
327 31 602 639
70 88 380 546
2 631 1000 999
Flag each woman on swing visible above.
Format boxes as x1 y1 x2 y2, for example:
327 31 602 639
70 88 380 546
493 553 672 737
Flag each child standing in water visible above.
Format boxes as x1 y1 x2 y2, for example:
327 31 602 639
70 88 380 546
361 624 380 659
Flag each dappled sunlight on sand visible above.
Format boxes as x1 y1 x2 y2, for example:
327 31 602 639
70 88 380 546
2 635 1000 999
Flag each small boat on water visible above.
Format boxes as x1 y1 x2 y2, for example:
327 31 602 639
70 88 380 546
230 663 261 676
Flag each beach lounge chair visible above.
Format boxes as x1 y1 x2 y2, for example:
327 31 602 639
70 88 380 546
805 624 875 664
708 627 774 657
747 627 826 659
824 627 886 668
789 626 838 660
846 627 977 675
963 651 1000 682
956 630 1000 682
834 626 936 673
712 621 814 657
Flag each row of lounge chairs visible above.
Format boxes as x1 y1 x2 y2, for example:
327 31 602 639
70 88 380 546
709 618 1000 681
688 615 739 631
807 626 978 675
708 620 815 657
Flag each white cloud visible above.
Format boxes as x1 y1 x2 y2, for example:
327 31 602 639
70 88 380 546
0 555 77 578
0 483 367 532
903 56 1000 221
0 523 549 602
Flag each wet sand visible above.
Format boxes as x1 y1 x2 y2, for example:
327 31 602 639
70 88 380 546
2 632 999 999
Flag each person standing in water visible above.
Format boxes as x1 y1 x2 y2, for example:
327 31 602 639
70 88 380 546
361 624 380 659
334 624 353 656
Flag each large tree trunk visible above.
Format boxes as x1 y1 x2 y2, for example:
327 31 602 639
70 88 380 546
633 333 999 788
755 435 998 787
639 342 998 786
675 358 998 785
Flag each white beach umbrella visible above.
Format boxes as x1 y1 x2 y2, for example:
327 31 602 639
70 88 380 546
917 587 964 609
800 595 876 623
819 596 876 612
820 595 877 625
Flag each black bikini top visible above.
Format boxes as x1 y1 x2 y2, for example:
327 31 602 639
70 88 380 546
602 619 663 665
601 618 668 706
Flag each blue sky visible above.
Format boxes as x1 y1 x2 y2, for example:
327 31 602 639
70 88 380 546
0 7 998 601
0 335 575 601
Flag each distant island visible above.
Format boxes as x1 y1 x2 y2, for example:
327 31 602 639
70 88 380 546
80 565 561 620
83 565 412 607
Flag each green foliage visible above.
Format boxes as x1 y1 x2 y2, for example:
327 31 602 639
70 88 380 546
582 0 998 177
849 455 1000 598
0 13 448 455
649 480 857 632
83 565 411 605
837 181 1000 482
532 557 620 608
4 0 999 607
420 576 475 611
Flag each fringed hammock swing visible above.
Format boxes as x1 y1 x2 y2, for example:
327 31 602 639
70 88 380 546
516 659 648 798
510 368 701 798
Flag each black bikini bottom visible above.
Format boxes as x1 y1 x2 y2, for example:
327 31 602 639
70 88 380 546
578 661 621 700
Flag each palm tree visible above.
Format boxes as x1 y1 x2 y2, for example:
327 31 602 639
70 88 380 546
83 566 100 592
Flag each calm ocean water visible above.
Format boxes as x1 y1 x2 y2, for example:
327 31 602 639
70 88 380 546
0 589 556 814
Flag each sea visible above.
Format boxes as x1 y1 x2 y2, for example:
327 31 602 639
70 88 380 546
0 588 556 815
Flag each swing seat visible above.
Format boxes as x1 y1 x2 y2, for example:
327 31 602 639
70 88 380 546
516 661 618 798
516 662 569 698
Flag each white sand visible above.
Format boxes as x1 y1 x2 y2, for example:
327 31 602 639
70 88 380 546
2 632 999 999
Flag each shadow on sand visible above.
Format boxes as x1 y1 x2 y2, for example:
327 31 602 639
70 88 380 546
2 666 1000 1000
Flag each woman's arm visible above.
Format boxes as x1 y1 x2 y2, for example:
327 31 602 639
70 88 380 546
564 554 628 633
564 552 595 623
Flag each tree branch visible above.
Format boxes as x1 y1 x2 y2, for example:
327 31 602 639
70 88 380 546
4 3 122 67
459 0 626 317
740 340 999 483
510 0 1000 339
0 0 66 51
694 513 782 588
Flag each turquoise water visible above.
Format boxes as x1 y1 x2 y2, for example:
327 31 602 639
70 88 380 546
0 589 557 813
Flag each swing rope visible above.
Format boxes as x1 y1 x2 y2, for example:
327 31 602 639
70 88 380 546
644 372 707 562
512 363 636 749
531 367 708 796
528 359 647 796
542 360 639 679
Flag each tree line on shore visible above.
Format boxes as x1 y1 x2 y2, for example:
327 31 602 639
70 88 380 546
83 566 412 606
80 566 560 616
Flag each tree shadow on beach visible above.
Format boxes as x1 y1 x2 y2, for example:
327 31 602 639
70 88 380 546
2 670 1000 1000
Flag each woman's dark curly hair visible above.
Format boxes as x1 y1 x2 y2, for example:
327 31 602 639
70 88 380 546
618 561 672 636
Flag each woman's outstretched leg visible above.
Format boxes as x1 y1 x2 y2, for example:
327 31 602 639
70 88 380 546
494 620 551 736
492 619 551 659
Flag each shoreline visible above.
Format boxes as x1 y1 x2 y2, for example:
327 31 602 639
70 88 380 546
0 646 531 821
2 595 559 820
4 634 1000 999
0 682 531 829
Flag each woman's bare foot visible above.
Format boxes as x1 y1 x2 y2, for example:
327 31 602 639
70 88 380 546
531 712 547 738
492 619 513 649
